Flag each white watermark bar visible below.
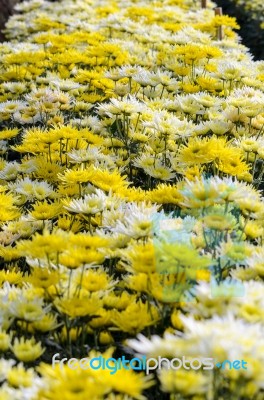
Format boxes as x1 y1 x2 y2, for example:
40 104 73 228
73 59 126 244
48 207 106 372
52 354 247 375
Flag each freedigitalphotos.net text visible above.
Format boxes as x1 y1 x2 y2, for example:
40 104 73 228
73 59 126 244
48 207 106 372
52 353 247 375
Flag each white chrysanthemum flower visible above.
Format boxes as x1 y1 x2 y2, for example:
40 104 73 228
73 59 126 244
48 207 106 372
0 162 20 181
50 79 83 92
0 100 26 114
128 314 264 363
97 95 144 117
143 164 177 181
63 189 107 215
68 147 104 163
0 359 16 383
112 202 159 239
8 178 55 200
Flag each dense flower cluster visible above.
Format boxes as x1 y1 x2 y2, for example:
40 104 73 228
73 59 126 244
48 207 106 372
0 0 263 398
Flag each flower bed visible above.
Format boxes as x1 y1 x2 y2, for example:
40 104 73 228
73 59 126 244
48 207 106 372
0 0 264 399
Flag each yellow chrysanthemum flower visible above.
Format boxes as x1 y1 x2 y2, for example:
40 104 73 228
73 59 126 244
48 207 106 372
11 337 45 362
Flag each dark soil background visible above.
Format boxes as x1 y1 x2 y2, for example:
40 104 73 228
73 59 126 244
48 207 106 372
0 0 20 41
215 0 264 60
